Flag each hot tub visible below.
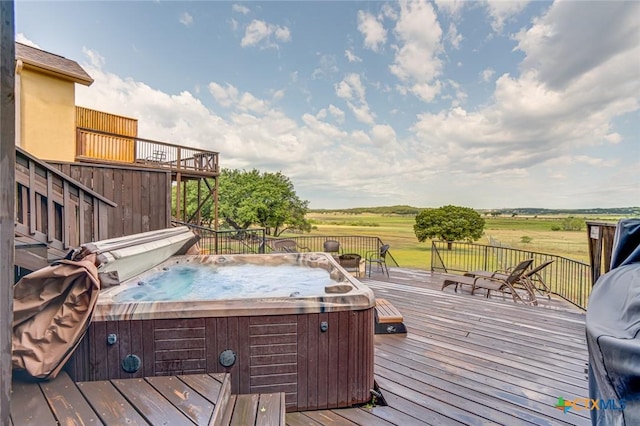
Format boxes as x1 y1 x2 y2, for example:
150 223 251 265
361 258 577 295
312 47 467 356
66 252 376 412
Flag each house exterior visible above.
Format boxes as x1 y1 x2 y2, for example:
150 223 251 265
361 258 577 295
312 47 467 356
15 42 93 162
13 42 219 256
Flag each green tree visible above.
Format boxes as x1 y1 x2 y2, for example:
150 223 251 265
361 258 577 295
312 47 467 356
218 169 310 236
414 205 485 249
561 216 584 231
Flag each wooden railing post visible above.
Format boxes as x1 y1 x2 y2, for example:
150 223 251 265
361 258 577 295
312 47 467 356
0 2 15 421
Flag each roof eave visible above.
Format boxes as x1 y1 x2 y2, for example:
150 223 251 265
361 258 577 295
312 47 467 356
20 59 94 86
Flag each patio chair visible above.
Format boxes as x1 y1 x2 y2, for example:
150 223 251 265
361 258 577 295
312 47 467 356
338 253 361 277
465 259 554 299
271 239 309 253
441 258 538 305
323 239 341 256
366 244 390 277
146 150 167 162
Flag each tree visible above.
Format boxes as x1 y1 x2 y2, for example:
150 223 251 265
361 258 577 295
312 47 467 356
414 205 485 249
218 169 311 236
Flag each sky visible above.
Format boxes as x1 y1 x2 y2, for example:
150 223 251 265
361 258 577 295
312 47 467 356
15 0 640 210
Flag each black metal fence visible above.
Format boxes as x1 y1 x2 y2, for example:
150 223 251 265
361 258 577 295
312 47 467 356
264 235 399 267
172 221 266 255
431 241 591 310
170 222 399 267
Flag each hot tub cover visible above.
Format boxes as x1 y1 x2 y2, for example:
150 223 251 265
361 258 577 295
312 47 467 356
586 219 640 425
12 254 100 380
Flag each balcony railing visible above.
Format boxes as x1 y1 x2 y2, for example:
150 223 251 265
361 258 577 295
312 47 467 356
76 127 219 176
431 240 591 310
15 147 117 265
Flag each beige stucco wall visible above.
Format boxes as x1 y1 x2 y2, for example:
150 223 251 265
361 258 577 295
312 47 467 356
19 68 76 162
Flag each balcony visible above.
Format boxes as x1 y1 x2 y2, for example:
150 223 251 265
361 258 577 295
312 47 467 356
75 127 219 177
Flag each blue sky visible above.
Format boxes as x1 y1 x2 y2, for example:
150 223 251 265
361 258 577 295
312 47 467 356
16 1 639 209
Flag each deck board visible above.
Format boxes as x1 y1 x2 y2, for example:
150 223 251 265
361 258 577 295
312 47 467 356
76 380 149 425
289 268 589 425
9 268 590 426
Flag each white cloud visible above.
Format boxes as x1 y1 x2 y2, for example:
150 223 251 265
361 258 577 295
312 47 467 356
481 68 495 83
514 1 640 90
272 89 285 101
357 11 387 52
328 104 345 123
389 0 444 102
370 124 397 147
345 49 362 63
81 47 106 69
604 133 622 145
232 4 250 15
311 54 338 80
446 23 462 49
335 73 366 102
208 82 239 108
179 12 193 27
67 1 638 210
410 2 640 183
241 19 291 49
434 0 465 17
335 74 375 125
484 0 529 33
16 33 40 48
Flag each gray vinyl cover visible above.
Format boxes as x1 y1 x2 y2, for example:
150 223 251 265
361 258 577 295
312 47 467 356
586 218 640 425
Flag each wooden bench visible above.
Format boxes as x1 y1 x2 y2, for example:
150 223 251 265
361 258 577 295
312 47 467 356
375 298 407 334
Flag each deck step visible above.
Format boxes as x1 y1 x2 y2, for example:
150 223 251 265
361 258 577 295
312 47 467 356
221 392 286 426
375 298 407 334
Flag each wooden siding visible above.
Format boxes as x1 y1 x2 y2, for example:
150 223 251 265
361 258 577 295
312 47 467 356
48 162 171 239
66 309 375 412
76 106 137 137
76 107 137 163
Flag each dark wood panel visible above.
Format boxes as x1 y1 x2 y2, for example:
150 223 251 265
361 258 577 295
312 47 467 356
48 162 171 238
238 316 251 394
296 314 308 411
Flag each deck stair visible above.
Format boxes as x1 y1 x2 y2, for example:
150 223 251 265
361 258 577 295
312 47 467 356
10 371 285 425
374 298 407 334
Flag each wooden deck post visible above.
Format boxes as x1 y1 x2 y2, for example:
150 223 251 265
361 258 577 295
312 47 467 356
0 1 15 423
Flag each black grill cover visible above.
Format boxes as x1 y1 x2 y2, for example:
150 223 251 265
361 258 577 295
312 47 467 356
586 219 640 425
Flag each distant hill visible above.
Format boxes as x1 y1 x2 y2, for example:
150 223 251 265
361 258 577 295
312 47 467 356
309 205 421 215
309 206 640 216
482 207 640 216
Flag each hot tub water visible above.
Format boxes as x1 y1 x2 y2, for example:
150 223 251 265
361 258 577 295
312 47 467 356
113 263 335 302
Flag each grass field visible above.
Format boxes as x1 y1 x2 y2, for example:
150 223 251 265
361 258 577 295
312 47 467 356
301 213 619 269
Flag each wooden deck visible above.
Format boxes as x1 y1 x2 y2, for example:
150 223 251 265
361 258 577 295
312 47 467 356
10 268 589 425
288 268 589 425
